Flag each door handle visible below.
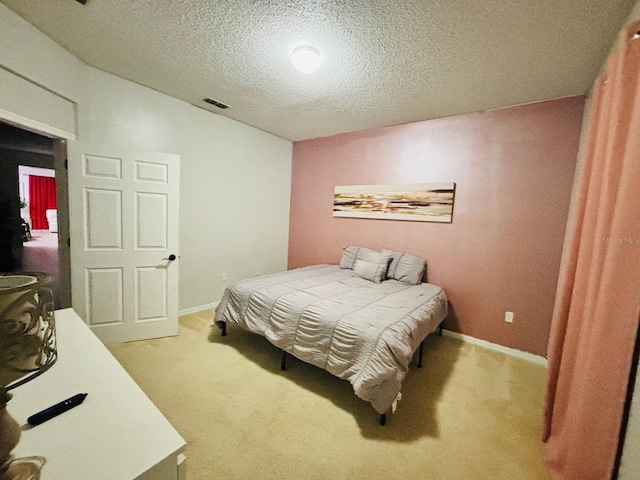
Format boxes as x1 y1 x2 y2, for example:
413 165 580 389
163 254 179 261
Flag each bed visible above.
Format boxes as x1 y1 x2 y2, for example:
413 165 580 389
214 247 448 424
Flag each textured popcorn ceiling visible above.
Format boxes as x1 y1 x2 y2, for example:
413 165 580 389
1 0 635 141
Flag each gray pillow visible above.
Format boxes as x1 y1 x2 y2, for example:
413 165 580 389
382 249 426 285
353 259 388 283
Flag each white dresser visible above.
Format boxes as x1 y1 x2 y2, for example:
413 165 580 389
8 308 186 479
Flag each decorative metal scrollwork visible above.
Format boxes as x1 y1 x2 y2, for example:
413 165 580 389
0 272 57 392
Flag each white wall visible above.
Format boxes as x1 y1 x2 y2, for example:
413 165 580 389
628 1 640 24
0 3 292 311
0 4 82 138
0 67 76 138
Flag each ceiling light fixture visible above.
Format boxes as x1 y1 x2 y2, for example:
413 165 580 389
291 46 323 74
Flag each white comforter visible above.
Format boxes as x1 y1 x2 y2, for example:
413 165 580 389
214 265 448 414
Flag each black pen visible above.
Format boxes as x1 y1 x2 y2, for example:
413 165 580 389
27 393 88 426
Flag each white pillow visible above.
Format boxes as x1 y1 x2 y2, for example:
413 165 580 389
353 259 388 283
339 246 390 270
339 246 360 269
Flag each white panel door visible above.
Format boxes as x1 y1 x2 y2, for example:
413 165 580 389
68 141 179 344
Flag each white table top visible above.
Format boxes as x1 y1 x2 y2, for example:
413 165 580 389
9 308 186 479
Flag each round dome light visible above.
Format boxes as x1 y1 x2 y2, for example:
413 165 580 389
291 46 323 74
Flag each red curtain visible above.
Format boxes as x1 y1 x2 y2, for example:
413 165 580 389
542 21 640 479
28 175 57 230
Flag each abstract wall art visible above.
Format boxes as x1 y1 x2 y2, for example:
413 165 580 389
333 183 456 223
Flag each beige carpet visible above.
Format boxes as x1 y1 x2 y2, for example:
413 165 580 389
109 310 548 480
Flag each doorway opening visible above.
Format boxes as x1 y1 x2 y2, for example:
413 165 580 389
0 120 70 308
19 165 60 304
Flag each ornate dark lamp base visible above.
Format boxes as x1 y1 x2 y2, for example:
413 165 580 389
0 391 44 480
1 272 56 480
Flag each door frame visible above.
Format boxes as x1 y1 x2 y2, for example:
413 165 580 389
53 138 71 308
0 113 73 308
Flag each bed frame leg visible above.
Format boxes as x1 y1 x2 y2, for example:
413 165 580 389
221 322 227 337
281 350 287 371
417 340 424 368
380 413 386 426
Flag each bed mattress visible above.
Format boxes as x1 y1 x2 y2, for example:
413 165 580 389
214 264 448 414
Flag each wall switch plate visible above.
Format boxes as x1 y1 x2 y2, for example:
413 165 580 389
221 273 228 281
505 311 514 323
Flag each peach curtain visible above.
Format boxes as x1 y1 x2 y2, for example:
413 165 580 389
542 21 640 479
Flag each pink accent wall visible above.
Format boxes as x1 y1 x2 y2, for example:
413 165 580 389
288 96 585 356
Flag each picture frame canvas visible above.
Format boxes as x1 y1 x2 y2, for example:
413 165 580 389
333 183 456 223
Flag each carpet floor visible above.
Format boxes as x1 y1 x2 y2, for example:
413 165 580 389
109 310 548 480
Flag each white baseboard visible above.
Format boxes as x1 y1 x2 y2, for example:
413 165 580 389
441 329 548 366
178 301 219 317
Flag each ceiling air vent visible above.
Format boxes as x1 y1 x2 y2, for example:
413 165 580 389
203 97 230 109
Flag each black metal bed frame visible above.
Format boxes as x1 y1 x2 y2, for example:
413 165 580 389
220 321 444 426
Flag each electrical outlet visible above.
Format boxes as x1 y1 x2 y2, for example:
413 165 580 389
505 311 514 323
221 273 228 281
